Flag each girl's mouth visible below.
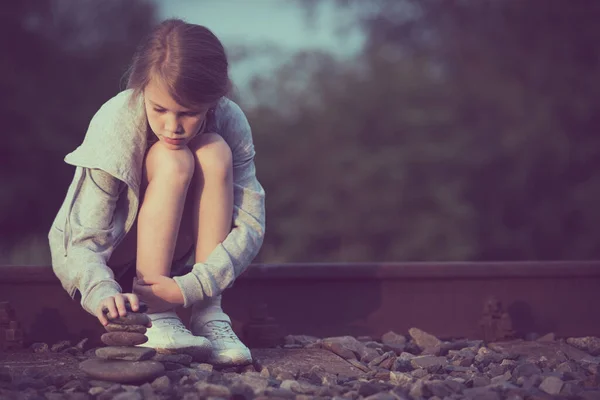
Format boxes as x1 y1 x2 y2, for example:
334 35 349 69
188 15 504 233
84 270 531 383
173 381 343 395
163 137 185 145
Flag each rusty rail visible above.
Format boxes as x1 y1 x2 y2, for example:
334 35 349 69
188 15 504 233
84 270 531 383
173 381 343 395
1 261 599 347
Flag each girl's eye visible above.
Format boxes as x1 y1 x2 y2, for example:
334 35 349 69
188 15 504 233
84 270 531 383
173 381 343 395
154 108 166 113
181 112 199 117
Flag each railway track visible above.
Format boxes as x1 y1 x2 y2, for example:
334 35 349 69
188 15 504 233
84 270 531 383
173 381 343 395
1 261 599 347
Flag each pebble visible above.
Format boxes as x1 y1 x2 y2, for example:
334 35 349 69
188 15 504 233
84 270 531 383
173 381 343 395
105 323 147 334
79 359 164 383
100 332 148 346
3 330 600 399
106 312 150 327
95 346 156 361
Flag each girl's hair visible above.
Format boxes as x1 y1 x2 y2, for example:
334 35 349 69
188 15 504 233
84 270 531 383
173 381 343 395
125 19 230 108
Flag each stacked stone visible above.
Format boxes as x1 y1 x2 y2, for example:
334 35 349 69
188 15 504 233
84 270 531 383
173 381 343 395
79 303 165 384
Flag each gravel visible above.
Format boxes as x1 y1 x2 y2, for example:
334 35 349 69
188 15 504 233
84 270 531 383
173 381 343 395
0 330 599 399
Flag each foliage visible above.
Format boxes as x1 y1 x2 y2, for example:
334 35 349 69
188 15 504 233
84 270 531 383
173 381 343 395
3 0 600 263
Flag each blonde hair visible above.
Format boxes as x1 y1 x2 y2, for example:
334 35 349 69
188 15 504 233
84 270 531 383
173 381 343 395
126 18 230 108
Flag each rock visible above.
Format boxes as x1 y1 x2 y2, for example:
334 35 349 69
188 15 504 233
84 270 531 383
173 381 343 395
408 328 442 354
512 362 541 379
105 323 148 334
539 376 564 395
191 363 214 373
490 370 511 384
30 342 49 353
100 332 148 346
284 335 320 347
409 380 425 398
96 346 156 361
151 375 171 392
392 357 413 372
299 365 337 386
474 347 507 366
280 379 320 395
152 353 193 365
321 336 368 360
471 375 491 387
537 333 555 342
368 351 396 370
51 340 71 352
79 358 164 383
360 347 383 364
381 331 406 353
567 337 600 356
410 355 447 370
193 382 232 397
106 312 150 326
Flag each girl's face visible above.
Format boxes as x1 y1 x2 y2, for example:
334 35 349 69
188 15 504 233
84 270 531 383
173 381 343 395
143 78 211 150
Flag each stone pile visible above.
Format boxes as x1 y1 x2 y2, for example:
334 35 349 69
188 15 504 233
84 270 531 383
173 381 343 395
79 303 166 384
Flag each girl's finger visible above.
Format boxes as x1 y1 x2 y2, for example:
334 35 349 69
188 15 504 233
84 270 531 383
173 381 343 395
114 295 128 317
124 293 140 312
103 300 118 321
97 308 108 326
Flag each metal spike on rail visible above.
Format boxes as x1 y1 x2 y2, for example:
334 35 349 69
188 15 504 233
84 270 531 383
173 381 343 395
0 301 24 350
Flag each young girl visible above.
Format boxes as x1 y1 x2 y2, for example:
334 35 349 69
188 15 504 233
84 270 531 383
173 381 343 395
47 19 265 367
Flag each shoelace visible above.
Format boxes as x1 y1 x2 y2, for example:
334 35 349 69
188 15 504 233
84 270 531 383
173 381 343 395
154 317 191 335
204 321 238 342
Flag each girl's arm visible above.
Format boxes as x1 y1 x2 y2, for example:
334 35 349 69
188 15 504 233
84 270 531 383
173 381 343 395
51 167 125 315
173 100 266 307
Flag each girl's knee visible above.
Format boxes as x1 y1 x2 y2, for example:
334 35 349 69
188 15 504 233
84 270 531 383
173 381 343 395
145 141 195 184
190 133 233 180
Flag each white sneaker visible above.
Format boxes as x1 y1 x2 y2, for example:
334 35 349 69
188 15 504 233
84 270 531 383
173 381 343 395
137 311 212 361
192 320 252 367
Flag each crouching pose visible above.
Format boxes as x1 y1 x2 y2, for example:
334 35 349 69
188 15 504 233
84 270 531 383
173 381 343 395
47 19 266 367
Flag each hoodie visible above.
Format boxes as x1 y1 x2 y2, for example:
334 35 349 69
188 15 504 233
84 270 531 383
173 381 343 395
47 89 266 315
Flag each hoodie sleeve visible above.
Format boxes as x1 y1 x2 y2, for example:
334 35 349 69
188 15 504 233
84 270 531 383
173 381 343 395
173 100 266 307
53 167 125 315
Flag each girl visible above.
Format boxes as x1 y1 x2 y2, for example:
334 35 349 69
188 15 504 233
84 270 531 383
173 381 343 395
47 19 266 367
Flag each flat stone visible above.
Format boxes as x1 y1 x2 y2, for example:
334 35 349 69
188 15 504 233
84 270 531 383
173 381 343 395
567 337 600 356
539 375 564 395
79 359 164 384
489 339 599 364
106 313 150 326
105 323 147 334
95 346 156 361
252 348 366 378
320 336 369 360
381 331 407 352
410 355 447 369
408 327 442 353
152 353 192 365
101 332 147 346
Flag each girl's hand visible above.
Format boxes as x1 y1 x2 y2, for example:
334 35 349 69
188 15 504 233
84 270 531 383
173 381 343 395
133 276 184 312
96 293 144 326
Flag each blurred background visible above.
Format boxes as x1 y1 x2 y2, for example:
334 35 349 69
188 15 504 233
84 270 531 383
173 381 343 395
2 0 600 265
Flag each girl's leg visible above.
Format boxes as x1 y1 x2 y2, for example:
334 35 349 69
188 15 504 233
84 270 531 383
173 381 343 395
189 132 233 326
134 141 212 359
187 133 252 366
189 132 234 263
136 142 195 289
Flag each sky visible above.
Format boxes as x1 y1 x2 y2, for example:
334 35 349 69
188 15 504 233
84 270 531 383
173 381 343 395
153 0 365 91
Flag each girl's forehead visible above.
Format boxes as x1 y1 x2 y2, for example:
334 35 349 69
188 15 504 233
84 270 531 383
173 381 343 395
143 79 211 112
144 79 184 110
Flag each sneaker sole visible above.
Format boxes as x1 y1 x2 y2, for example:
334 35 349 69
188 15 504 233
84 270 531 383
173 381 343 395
152 346 213 362
210 353 253 368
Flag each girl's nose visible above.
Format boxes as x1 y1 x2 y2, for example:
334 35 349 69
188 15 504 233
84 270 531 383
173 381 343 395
165 115 182 134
